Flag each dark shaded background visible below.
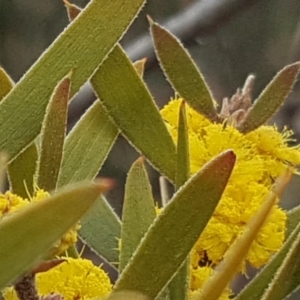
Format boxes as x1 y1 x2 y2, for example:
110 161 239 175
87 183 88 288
1 0 300 298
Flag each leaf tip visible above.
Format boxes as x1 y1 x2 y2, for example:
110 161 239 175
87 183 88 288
133 58 147 76
94 178 115 193
67 68 76 79
222 149 236 163
146 15 154 26
136 156 145 165
140 57 147 64
32 259 66 274
63 0 81 21
179 100 186 110
282 61 300 80
212 150 237 177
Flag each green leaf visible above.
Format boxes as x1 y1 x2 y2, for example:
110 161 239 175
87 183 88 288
57 101 118 187
63 2 147 91
80 195 121 264
168 263 189 300
0 0 145 161
8 143 38 198
238 62 300 133
0 67 13 102
37 73 71 191
91 45 177 181
175 101 189 190
0 179 112 289
114 150 236 299
261 222 300 300
1 69 38 198
119 157 156 272
168 101 190 300
150 21 219 122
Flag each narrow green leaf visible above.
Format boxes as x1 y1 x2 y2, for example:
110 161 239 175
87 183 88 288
91 45 177 181
197 171 291 300
238 62 300 133
8 143 38 198
262 223 300 300
150 21 219 122
57 101 118 187
80 195 121 264
58 3 119 188
0 67 13 102
168 263 189 300
0 0 145 161
63 2 146 88
0 69 39 198
114 150 236 299
175 101 189 190
63 0 147 85
236 221 300 300
37 73 71 191
119 157 156 272
168 101 190 300
0 179 112 289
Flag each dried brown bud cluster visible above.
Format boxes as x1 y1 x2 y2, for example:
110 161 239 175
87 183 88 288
219 74 255 126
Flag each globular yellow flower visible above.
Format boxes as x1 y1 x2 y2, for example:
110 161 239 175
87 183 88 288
0 188 80 255
161 98 298 268
190 266 231 300
3 258 112 300
0 191 29 217
245 125 300 180
160 98 211 135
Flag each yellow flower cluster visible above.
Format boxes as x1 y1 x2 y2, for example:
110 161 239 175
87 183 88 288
161 98 300 270
0 189 80 255
0 192 28 216
3 258 112 300
190 266 231 300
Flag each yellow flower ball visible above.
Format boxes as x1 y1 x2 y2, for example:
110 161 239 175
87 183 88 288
0 191 29 217
3 258 112 300
160 98 297 268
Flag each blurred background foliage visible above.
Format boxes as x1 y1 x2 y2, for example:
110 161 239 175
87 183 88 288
1 0 300 297
1 0 300 211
